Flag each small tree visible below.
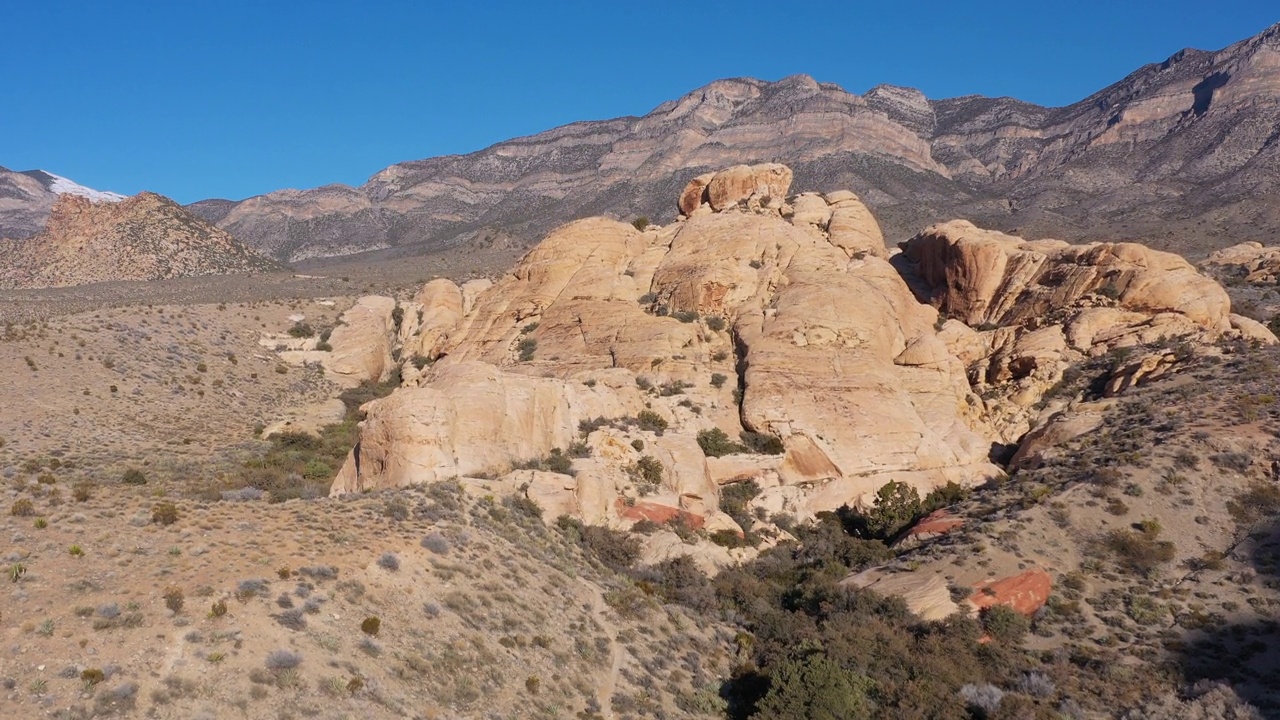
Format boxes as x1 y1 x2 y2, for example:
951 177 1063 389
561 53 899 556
631 216 650 231
865 480 921 539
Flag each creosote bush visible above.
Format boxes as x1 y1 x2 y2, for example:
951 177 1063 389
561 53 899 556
360 616 381 636
152 502 179 526
10 499 34 517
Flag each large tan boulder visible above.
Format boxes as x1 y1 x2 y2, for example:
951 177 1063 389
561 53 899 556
705 163 793 211
678 172 717 216
825 190 887 258
843 569 959 621
324 296 399 386
408 278 464 361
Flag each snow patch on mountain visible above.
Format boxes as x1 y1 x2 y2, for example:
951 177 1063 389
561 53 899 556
43 172 127 203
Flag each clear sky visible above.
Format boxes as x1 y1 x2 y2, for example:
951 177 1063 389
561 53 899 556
2 1 1275 203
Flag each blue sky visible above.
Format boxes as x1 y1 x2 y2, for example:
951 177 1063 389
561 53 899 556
2 1 1275 203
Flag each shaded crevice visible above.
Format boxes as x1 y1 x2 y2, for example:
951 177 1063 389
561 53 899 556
730 326 751 430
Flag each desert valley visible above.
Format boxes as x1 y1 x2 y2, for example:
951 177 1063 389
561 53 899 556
3 15 1280 720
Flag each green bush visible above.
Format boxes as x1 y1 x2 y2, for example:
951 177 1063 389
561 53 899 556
740 430 784 455
287 323 314 338
636 409 668 434
631 216 650 231
864 480 922 539
754 654 873 720
710 372 728 389
697 428 746 457
981 604 1029 644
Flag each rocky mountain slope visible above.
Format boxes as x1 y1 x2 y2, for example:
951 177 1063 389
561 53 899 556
171 21 1280 262
0 192 280 289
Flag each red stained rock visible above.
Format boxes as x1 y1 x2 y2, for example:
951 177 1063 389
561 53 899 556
905 509 964 538
969 568 1052 616
615 498 705 529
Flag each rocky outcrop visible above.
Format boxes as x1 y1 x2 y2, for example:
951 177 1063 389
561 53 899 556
897 219 1273 442
1203 241 1280 285
330 169 1007 535
0 193 278 289
323 296 400 386
321 164 1263 564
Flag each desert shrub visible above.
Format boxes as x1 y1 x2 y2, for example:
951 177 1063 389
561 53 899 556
710 372 728 388
163 587 185 613
81 668 105 686
1102 523 1176 575
360 617 381 636
659 379 690 396
514 448 574 475
673 309 700 323
709 529 749 548
845 480 922 540
236 579 269 601
754 654 873 720
152 502 179 526
72 481 93 502
121 468 147 485
220 486 265 502
631 216 650 231
517 337 537 361
697 428 746 457
982 604 1029 644
720 480 761 531
287 322 314 338
960 683 1005 718
1226 481 1280 526
567 440 591 458
377 552 400 572
10 499 34 517
625 455 663 491
635 555 717 612
922 481 969 512
636 409 668 434
581 525 645 571
265 650 302 670
1209 451 1251 473
740 430 785 455
705 315 726 332
298 565 338 580
302 459 332 479
421 532 450 555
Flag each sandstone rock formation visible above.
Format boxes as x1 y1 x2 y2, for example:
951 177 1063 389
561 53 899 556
896 219 1274 442
0 192 278 289
318 164 1264 571
1203 241 1280 285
